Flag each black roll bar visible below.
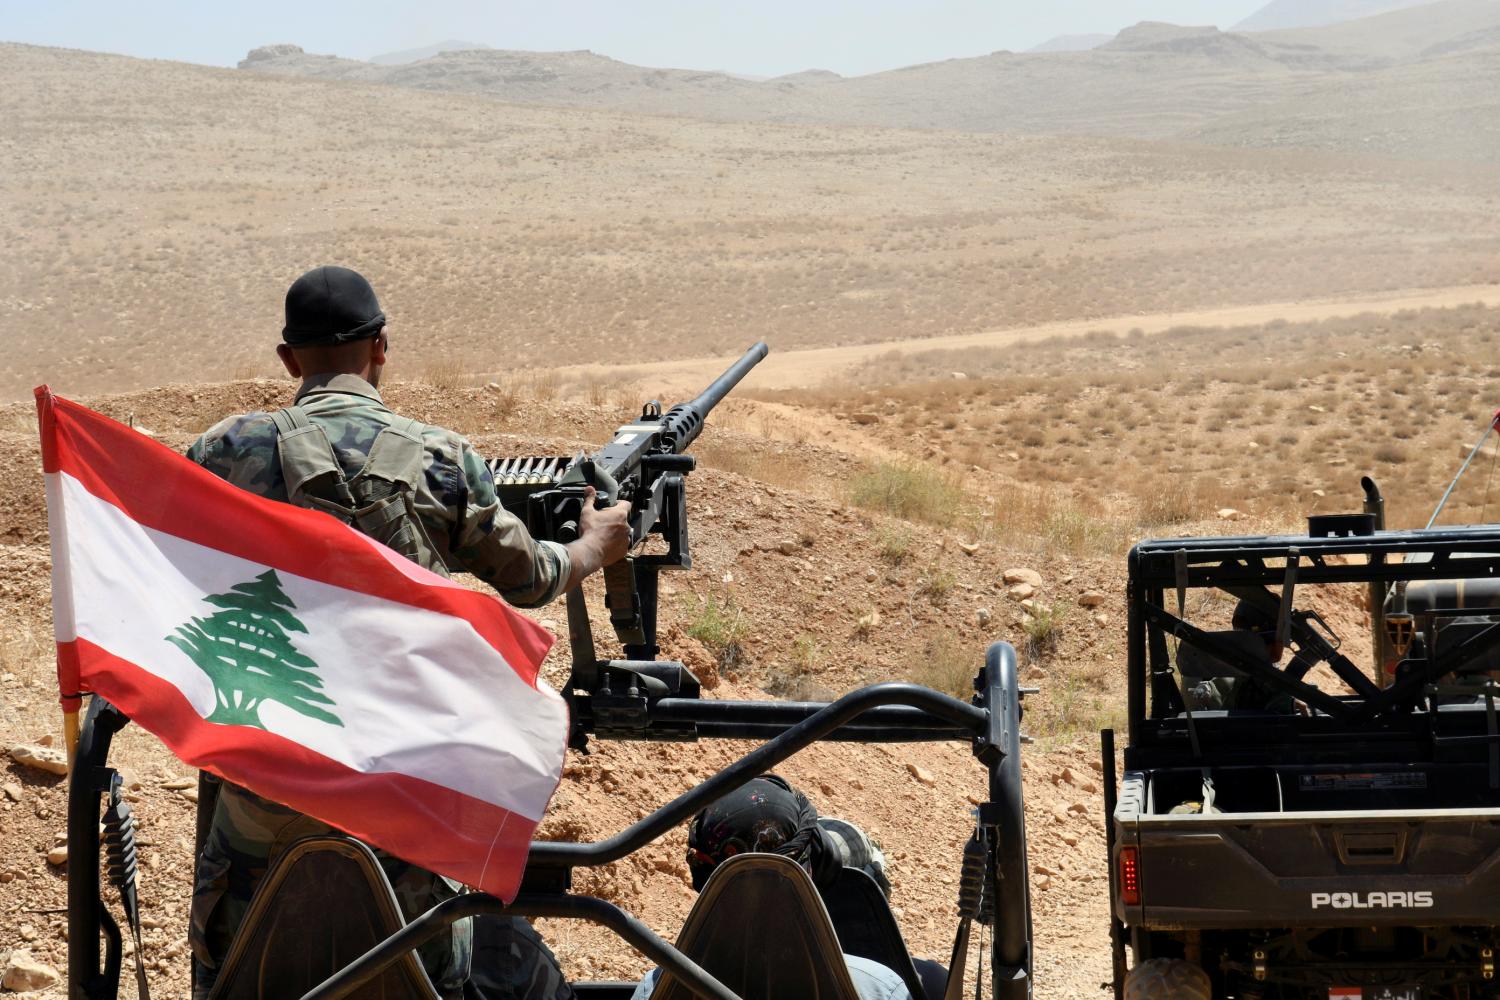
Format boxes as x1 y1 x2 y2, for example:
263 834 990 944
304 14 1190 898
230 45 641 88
530 682 988 868
299 893 738 1000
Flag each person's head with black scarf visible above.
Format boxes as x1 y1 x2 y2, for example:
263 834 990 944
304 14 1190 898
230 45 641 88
686 774 847 893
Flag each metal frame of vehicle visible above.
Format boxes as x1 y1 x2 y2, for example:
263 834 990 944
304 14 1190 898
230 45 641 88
68 642 1034 1000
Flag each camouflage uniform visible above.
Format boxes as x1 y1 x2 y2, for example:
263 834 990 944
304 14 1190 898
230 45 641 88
187 373 574 1000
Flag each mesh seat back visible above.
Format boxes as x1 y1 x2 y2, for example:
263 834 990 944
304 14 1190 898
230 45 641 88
1177 630 1267 679
822 866 927 1000
650 853 860 1000
1434 617 1500 675
208 836 441 1000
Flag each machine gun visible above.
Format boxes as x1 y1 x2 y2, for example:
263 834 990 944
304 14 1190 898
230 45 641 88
486 343 769 743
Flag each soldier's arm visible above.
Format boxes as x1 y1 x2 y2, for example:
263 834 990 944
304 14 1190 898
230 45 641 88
449 445 574 608
186 414 286 498
448 446 631 606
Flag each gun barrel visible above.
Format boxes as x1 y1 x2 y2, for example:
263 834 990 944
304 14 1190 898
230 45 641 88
659 342 769 453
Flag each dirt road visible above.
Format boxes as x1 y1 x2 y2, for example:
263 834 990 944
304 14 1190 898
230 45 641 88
559 282 1500 394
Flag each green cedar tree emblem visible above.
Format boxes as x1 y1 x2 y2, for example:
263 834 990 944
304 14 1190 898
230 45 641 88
167 569 343 729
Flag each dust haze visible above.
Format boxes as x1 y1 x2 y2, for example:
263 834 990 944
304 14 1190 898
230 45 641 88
2 1 1499 996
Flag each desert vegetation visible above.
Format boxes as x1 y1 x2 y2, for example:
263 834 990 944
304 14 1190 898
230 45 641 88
760 303 1500 530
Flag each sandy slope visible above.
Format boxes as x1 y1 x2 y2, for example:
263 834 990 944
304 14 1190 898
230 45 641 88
559 281 1500 396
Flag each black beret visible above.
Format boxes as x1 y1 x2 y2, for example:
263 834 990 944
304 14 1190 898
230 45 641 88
282 266 386 346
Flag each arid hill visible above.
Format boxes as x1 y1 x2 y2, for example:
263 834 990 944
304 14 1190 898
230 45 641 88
235 2 1500 159
4 42 1499 402
1234 0 1434 32
369 39 493 65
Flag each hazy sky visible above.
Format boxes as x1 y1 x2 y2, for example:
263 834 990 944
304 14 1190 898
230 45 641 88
3 0 1270 76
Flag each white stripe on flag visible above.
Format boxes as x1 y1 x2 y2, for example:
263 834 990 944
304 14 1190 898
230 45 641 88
45 473 78 645
54 471 567 822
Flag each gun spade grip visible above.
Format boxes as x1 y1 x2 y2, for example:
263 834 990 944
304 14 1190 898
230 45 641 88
603 559 646 646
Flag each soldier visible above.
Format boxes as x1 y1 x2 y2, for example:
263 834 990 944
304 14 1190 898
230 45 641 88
187 265 631 1000
1184 600 1301 714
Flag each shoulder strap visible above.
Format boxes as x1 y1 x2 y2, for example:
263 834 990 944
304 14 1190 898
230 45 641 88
271 408 448 574
271 405 357 511
352 416 426 493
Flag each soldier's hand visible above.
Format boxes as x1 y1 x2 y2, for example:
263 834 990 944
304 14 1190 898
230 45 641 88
579 486 633 567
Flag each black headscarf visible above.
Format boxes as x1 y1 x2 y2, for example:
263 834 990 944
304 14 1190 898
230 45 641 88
685 774 839 891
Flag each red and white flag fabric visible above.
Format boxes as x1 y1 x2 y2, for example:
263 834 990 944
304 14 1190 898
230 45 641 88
37 387 567 901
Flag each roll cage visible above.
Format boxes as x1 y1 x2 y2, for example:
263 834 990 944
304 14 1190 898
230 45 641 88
67 643 1034 1000
1124 518 1500 768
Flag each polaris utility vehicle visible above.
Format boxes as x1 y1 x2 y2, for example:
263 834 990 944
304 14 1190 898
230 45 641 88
1105 482 1500 1000
65 344 1034 1000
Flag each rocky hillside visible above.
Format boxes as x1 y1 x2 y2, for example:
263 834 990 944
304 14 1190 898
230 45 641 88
234 2 1500 158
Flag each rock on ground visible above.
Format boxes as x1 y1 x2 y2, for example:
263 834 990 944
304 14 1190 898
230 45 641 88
1003 568 1044 588
3 949 61 992
8 744 68 776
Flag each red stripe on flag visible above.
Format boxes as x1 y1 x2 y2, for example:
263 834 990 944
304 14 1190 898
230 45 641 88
71 638 542 900
56 641 82 713
34 388 553 685
34 386 60 475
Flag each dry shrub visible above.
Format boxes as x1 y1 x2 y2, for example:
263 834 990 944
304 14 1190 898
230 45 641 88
849 461 963 525
684 595 748 670
912 635 977 700
424 358 474 393
1021 603 1066 663
694 440 826 493
990 484 1128 558
527 370 561 403
875 525 914 565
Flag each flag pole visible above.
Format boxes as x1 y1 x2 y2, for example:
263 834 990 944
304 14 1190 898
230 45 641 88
64 708 79 772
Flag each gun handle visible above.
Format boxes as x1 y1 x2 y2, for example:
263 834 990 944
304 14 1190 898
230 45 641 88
603 557 646 646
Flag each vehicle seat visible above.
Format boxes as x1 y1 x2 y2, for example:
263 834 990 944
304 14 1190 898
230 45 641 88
822 867 929 1000
208 836 441 1000
649 853 860 1000
1176 630 1266 679
1433 617 1500 677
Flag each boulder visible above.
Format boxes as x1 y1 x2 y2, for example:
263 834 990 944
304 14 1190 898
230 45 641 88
239 44 306 66
2 950 60 992
9 744 67 777
1077 591 1106 608
1003 568 1043 588
1007 583 1035 601
850 412 880 425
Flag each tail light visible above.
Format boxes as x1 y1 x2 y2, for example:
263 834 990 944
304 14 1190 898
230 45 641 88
1118 846 1141 906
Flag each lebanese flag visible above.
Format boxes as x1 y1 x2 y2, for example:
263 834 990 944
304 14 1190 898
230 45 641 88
37 387 567 901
